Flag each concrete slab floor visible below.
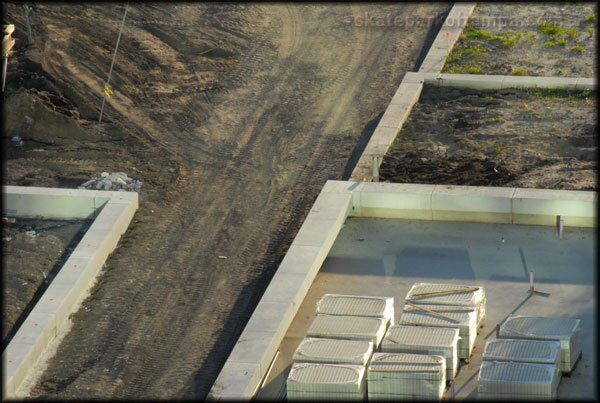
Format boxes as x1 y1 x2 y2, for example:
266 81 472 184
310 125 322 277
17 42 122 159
257 217 596 400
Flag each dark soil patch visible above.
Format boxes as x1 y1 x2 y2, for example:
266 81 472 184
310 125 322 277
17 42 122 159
380 86 597 190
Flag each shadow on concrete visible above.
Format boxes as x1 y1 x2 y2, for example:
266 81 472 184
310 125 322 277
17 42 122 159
323 256 385 277
395 245 475 280
483 291 534 340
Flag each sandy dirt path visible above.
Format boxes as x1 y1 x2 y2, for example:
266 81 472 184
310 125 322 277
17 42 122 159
4 3 449 398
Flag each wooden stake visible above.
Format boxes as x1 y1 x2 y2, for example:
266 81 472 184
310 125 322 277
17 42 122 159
405 302 460 323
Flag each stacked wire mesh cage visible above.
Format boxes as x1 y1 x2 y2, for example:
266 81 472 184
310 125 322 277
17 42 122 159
286 284 487 401
287 294 393 400
476 315 582 400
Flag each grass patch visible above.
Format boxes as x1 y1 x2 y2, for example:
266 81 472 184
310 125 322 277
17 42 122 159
510 67 528 76
525 88 597 102
586 27 594 36
445 63 482 74
502 33 521 47
489 117 507 124
571 44 585 54
544 38 567 47
585 14 596 23
462 27 502 42
566 27 578 39
538 21 566 39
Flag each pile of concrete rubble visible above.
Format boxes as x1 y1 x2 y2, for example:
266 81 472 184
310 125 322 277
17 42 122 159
79 172 142 192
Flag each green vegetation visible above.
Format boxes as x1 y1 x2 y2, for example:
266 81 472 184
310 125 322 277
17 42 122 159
586 27 594 36
571 44 585 54
544 38 567 47
494 143 503 154
566 27 578 39
461 27 523 48
489 116 507 124
585 14 596 23
501 32 520 47
538 21 566 39
462 27 501 41
525 88 596 102
510 67 528 76
444 63 482 74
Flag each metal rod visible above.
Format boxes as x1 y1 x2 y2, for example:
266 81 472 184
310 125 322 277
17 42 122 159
99 3 129 123
529 271 534 292
2 57 7 92
23 4 33 45
559 218 564 240
372 155 379 182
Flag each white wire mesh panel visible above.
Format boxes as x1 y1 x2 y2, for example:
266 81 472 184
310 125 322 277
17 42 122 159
293 337 374 366
306 314 388 347
316 294 395 326
287 362 366 400
483 339 561 367
368 353 446 400
498 315 582 373
381 325 458 381
405 283 486 327
477 361 560 400
400 304 477 359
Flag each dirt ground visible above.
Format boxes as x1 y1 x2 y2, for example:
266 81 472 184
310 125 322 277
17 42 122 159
2 3 451 399
443 2 597 77
380 86 597 190
2 218 89 345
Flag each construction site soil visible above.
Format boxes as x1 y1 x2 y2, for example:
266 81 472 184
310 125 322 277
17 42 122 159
380 86 597 190
443 3 597 77
3 3 451 399
2 218 90 346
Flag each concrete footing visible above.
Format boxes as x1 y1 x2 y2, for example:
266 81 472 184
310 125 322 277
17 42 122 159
2 186 139 399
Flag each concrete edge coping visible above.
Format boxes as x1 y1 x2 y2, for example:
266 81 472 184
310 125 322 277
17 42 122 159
209 179 596 399
350 2 476 183
1 186 139 399
349 78 423 182
208 182 353 399
423 73 596 91
418 3 477 73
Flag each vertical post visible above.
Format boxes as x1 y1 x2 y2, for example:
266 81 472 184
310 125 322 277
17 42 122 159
2 57 7 92
23 4 33 45
99 3 129 123
372 155 379 182
558 218 564 240
495 323 500 339
529 271 534 292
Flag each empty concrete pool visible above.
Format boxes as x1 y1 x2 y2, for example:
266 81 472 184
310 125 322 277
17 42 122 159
257 217 596 400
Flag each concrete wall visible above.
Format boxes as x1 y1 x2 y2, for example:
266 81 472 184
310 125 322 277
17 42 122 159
352 183 596 228
2 187 139 399
350 3 476 182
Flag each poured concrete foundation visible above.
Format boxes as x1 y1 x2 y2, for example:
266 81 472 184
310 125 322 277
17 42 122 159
208 180 596 399
2 186 138 399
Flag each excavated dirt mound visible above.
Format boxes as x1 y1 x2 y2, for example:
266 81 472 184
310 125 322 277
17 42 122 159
380 86 597 190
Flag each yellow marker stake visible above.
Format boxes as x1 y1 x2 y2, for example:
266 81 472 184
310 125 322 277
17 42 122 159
104 85 113 98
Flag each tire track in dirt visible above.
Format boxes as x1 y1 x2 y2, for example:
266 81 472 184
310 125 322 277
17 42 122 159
7 3 452 399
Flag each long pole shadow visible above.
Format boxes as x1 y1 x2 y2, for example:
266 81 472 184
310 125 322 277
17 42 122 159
484 291 534 340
